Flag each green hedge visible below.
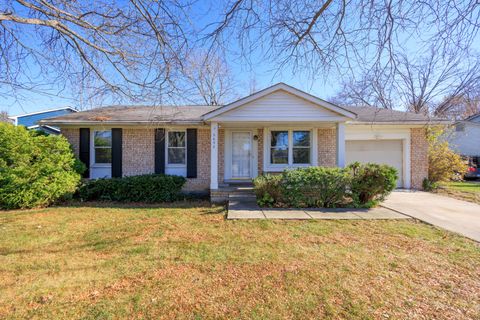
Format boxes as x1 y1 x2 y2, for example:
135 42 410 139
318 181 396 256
348 162 398 207
78 174 186 202
0 123 84 209
281 167 351 208
253 163 397 208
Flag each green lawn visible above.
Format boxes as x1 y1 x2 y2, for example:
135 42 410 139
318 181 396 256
1 202 479 319
437 181 480 204
441 181 480 193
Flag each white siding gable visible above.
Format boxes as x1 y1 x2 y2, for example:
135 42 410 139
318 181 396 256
212 90 347 122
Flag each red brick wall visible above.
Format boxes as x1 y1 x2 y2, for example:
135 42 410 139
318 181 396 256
257 129 264 175
318 128 337 167
122 128 155 176
410 127 429 189
218 128 225 184
61 128 80 157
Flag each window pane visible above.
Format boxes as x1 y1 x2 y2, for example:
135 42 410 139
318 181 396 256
271 147 288 164
95 148 112 163
293 148 310 164
168 148 185 164
168 131 185 147
293 131 310 147
94 131 112 147
271 131 288 148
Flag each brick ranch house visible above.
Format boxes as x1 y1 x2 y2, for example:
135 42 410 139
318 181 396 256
41 83 446 201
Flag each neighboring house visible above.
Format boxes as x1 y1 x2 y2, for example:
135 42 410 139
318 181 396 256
9 107 77 134
41 83 447 200
447 113 480 178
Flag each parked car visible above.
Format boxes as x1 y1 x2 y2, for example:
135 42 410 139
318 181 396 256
464 156 480 180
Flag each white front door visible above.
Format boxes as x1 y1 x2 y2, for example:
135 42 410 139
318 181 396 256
231 131 252 178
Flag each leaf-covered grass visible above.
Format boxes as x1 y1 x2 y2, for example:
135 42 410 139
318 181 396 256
1 201 479 319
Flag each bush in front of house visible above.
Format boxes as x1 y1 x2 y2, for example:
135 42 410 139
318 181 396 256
253 174 284 206
78 174 186 202
281 167 351 207
253 163 398 208
427 127 467 185
0 123 84 209
347 162 398 207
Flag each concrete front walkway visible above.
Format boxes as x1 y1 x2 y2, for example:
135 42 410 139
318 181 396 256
382 191 480 242
227 200 409 220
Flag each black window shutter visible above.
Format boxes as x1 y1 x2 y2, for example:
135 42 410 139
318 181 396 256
186 128 197 178
155 128 165 174
111 128 122 178
79 128 90 178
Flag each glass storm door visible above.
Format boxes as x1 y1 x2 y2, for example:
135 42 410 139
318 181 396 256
231 132 252 178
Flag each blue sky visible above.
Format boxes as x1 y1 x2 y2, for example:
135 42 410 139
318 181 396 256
1 1 341 116
2 1 478 116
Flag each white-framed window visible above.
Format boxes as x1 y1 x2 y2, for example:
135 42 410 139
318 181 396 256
167 130 186 165
269 129 311 165
93 130 112 164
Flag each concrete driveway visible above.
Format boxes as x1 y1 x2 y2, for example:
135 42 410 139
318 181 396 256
382 191 480 242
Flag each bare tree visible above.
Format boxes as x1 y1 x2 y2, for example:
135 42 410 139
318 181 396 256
182 52 238 105
436 91 480 120
207 0 480 82
0 0 192 104
2 0 480 108
332 48 480 116
0 111 11 123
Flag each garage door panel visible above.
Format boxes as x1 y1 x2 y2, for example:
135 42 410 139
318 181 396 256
346 140 403 188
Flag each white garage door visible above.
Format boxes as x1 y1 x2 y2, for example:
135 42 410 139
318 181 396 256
346 140 404 188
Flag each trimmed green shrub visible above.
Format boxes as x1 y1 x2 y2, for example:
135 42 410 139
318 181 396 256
253 163 398 208
422 178 438 191
281 167 350 207
78 174 186 202
0 123 83 209
347 162 398 207
253 174 283 206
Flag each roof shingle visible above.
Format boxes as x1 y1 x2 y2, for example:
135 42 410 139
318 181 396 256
40 103 448 125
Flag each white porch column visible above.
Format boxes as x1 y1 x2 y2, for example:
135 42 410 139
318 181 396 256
336 122 346 167
210 122 219 189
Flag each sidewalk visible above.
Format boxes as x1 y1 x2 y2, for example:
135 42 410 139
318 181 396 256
227 200 410 220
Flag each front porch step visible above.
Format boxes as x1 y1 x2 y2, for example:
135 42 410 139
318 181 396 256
228 193 256 199
211 184 256 203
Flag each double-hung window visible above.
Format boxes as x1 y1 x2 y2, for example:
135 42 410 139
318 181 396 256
93 130 112 164
270 130 311 165
167 131 186 165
